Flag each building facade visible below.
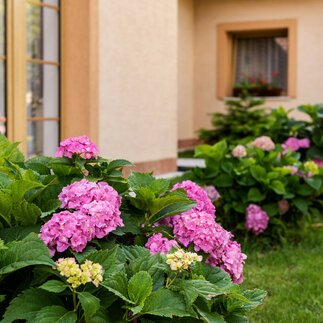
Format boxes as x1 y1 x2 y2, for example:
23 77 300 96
1 0 323 174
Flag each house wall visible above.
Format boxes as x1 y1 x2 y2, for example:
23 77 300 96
98 0 178 172
178 0 195 143
194 0 323 133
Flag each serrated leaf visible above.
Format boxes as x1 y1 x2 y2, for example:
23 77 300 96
128 171 155 192
142 289 191 318
11 179 44 201
241 289 267 311
193 262 232 289
34 306 77 323
0 191 12 226
293 198 309 215
149 178 170 196
121 245 152 261
85 246 118 279
250 165 266 182
195 306 226 323
304 177 322 190
129 254 164 291
13 200 42 226
100 271 134 304
39 280 68 293
77 292 100 321
1 288 62 322
174 279 223 306
107 159 134 170
269 180 286 195
247 188 265 202
128 271 153 305
0 233 54 274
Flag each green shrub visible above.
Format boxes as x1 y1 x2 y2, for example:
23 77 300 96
0 135 265 322
177 139 323 241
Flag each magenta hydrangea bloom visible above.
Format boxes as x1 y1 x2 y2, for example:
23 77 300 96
245 204 269 235
41 179 123 255
82 200 124 239
171 180 215 216
282 137 310 154
55 135 99 159
298 138 310 149
203 185 220 202
278 199 289 215
59 179 121 212
284 165 298 175
312 158 323 167
145 233 178 255
173 211 229 253
39 211 95 256
219 240 246 284
251 136 275 151
232 145 247 158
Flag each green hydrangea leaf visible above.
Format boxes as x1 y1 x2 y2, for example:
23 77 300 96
39 280 68 293
85 245 118 279
34 306 77 323
142 289 192 318
127 271 153 305
77 292 101 321
100 271 134 304
1 288 62 322
0 233 54 275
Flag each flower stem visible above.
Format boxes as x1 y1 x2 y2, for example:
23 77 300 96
166 272 179 288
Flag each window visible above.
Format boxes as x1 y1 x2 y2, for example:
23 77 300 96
2 0 60 157
217 20 297 99
0 0 6 135
234 34 288 95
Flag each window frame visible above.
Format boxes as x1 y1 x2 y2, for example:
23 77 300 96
217 19 297 99
5 0 98 156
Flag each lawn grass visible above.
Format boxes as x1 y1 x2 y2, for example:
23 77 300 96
242 227 323 322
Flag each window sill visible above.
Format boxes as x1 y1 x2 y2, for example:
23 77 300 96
223 96 292 101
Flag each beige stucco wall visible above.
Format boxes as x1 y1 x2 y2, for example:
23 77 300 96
178 0 195 140
194 0 323 133
98 0 178 163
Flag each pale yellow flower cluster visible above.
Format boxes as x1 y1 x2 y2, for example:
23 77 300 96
304 161 319 175
166 249 202 272
55 258 103 289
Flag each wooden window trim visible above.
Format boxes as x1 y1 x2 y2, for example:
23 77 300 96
5 0 98 156
217 19 297 99
60 0 98 144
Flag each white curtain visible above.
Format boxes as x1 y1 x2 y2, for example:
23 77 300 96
235 36 288 92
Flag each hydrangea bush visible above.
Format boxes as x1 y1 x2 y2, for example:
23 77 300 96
178 138 323 241
0 135 265 322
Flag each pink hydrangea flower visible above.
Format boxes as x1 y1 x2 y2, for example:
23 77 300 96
232 145 247 158
203 185 220 202
219 240 247 284
251 136 275 151
82 200 124 239
171 180 215 216
173 211 229 253
312 158 323 167
59 179 121 212
145 233 178 255
55 136 99 159
41 180 123 255
282 137 310 154
282 137 300 152
245 204 269 235
39 211 95 256
278 199 289 215
284 165 298 175
298 138 310 149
